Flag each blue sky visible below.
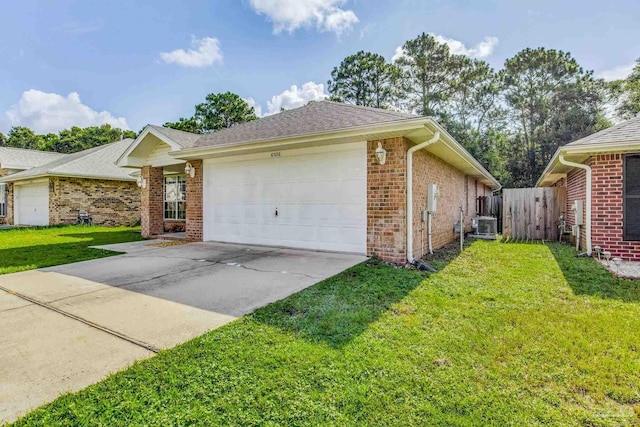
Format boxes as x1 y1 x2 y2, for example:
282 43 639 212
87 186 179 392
1 0 638 134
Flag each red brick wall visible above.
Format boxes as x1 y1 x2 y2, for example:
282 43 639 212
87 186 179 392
186 160 203 241
367 138 488 263
141 166 164 237
48 177 140 226
564 167 588 250
591 154 640 261
555 154 640 260
367 137 409 263
411 150 478 259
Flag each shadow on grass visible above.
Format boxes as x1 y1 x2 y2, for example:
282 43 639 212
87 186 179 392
0 229 143 274
545 242 640 303
251 241 465 349
250 260 426 348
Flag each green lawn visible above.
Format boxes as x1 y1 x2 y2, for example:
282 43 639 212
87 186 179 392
9 240 640 426
0 226 143 275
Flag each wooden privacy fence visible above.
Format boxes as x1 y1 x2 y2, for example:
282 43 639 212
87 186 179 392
502 187 567 240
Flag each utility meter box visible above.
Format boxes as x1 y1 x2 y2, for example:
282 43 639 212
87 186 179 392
427 184 438 213
573 199 584 226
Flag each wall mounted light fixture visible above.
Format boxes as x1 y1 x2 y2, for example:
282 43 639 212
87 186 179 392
136 176 147 189
375 141 387 165
185 162 196 178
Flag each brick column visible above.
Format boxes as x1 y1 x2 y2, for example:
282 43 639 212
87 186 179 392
141 166 164 238
367 137 409 264
186 160 203 241
0 168 12 225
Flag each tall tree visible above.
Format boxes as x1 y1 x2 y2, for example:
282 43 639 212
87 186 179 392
1 125 134 154
500 48 605 186
163 117 201 134
394 33 466 116
327 51 400 108
610 59 640 120
6 126 40 150
165 92 258 134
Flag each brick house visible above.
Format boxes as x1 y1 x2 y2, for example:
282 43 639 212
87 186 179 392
117 101 500 264
537 115 640 261
0 139 140 227
0 147 67 225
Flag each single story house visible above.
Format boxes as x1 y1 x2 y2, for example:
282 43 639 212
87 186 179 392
0 139 140 227
0 147 68 225
537 115 640 261
117 101 500 264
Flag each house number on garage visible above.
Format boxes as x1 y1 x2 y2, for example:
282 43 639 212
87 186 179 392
270 152 281 158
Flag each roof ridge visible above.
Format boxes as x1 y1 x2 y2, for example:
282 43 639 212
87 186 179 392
568 115 640 146
150 124 199 136
0 146 68 156
318 100 418 118
41 140 123 174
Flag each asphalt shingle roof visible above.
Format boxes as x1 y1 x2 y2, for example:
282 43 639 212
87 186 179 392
148 125 202 148
0 147 68 169
1 139 136 182
191 101 419 149
567 115 640 146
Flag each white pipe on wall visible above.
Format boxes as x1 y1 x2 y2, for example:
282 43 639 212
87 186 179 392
558 153 592 256
407 131 440 264
427 212 433 254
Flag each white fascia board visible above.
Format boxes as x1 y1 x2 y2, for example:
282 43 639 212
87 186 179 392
115 126 183 167
1 173 136 184
537 140 640 187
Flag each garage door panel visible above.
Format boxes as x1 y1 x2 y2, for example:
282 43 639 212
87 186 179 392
15 183 49 226
203 143 366 253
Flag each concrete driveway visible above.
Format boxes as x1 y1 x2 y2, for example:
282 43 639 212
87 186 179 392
0 241 366 423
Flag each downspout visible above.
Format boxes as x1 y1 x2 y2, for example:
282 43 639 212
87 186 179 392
407 131 440 264
558 153 592 256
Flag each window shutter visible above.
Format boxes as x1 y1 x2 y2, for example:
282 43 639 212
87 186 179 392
624 155 640 240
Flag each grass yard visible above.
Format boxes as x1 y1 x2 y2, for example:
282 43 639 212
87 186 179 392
10 240 640 426
0 226 143 275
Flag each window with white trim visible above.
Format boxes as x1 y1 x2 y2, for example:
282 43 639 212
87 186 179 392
164 176 186 220
0 183 6 217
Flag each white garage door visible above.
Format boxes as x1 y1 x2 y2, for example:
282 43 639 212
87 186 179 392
15 182 49 226
203 142 367 253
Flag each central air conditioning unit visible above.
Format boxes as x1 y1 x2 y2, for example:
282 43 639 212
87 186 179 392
474 216 498 239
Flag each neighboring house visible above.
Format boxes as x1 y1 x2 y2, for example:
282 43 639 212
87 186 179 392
537 115 640 261
0 147 68 225
118 101 500 263
0 139 140 227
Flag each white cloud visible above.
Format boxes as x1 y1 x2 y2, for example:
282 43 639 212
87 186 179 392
160 36 223 68
5 90 129 134
249 0 358 35
433 35 498 59
597 63 635 81
243 97 263 117
392 35 498 62
391 45 405 62
265 82 328 115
